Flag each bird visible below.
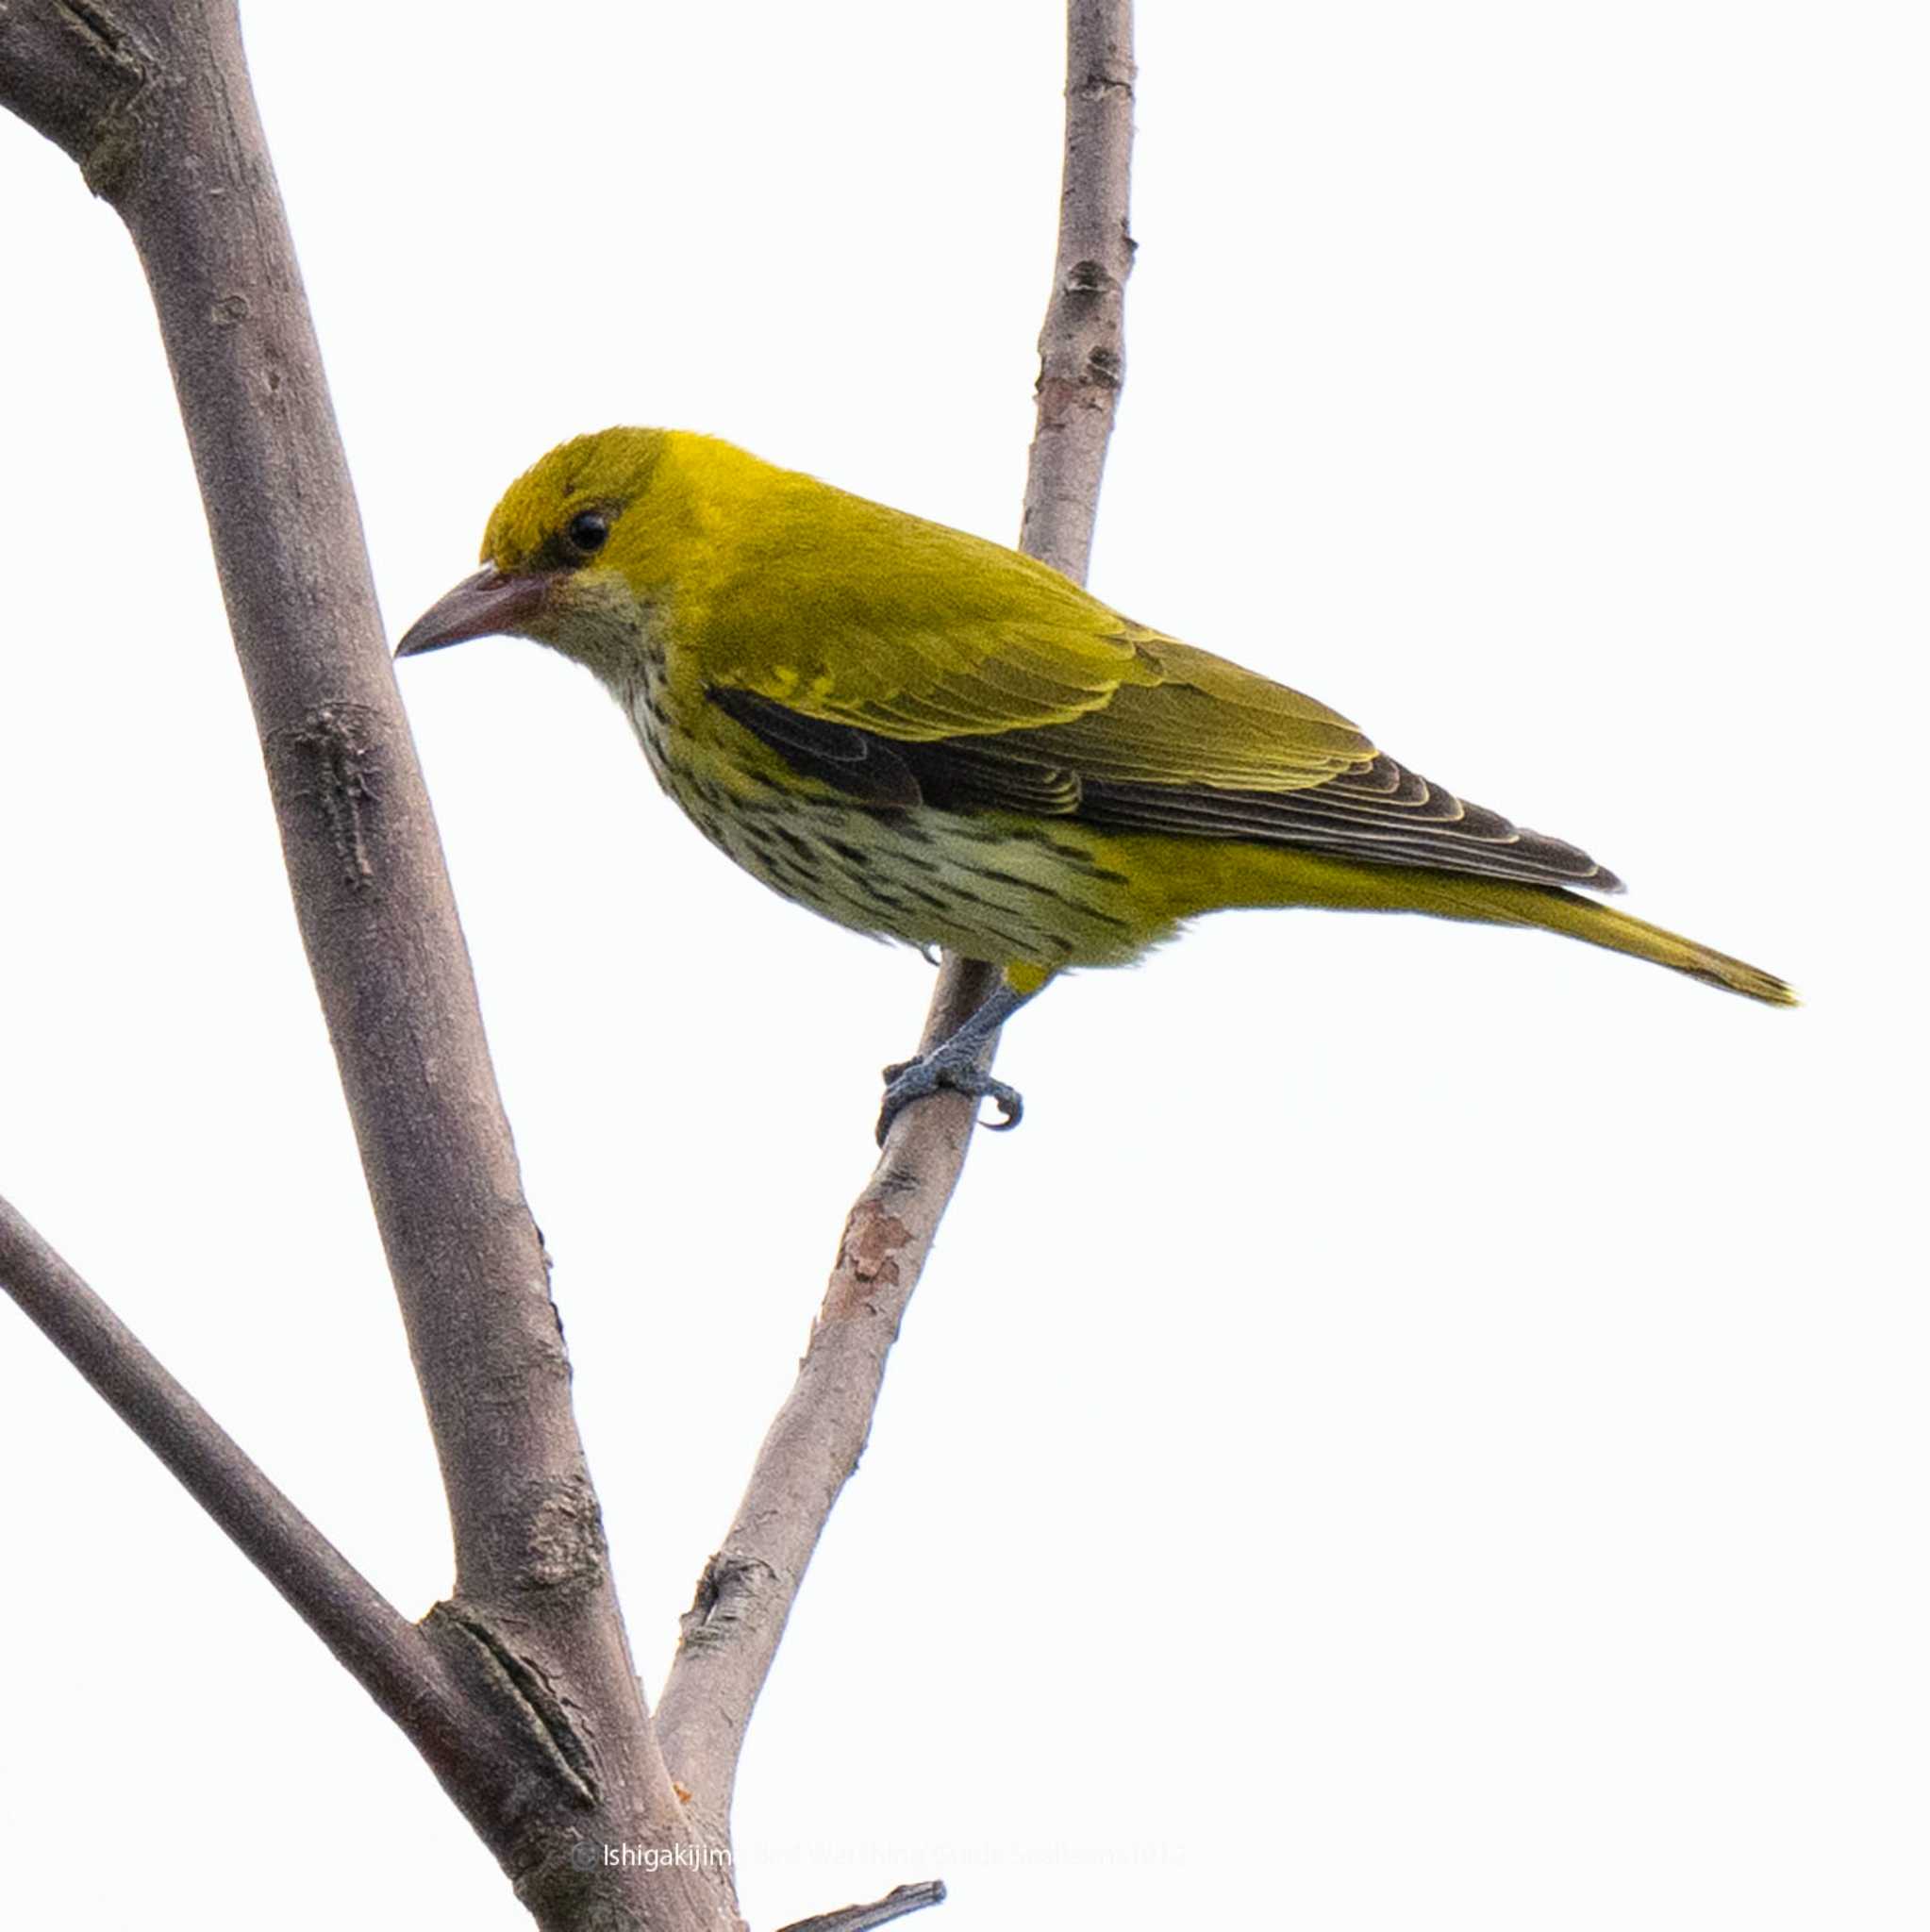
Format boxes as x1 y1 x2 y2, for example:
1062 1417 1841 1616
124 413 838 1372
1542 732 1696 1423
396 428 1793 1141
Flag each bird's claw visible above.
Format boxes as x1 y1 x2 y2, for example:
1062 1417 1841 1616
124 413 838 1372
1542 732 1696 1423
875 1055 1026 1145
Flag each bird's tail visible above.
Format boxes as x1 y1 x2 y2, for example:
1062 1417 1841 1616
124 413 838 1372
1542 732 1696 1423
1152 842 1797 1005
1418 875 1797 1005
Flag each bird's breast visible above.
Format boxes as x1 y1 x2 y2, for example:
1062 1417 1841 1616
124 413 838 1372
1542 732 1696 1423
611 668 1155 974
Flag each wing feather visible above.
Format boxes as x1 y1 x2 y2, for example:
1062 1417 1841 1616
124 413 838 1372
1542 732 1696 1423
692 483 1615 892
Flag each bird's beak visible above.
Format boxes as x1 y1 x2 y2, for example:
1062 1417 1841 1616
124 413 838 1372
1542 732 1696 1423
394 565 557 658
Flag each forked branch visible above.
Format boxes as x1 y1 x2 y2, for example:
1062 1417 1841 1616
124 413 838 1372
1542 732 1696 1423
0 1197 462 1747
1 0 1138 1924
0 4 724 1925
656 0 1138 1832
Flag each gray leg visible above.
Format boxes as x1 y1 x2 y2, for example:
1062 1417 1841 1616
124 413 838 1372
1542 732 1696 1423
875 978 1042 1144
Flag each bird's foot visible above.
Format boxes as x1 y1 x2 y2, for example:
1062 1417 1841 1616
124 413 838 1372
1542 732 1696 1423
875 1044 1025 1145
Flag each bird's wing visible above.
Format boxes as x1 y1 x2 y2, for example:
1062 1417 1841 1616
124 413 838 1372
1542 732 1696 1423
699 503 1616 891
695 493 1372 783
1068 754 1622 889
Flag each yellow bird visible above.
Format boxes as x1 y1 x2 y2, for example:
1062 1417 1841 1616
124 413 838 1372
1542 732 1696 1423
398 429 1792 1140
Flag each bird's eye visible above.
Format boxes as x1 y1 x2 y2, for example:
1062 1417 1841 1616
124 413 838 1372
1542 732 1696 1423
565 509 610 556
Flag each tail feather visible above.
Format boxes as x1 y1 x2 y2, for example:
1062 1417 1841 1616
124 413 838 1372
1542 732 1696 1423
1153 841 1797 1005
1426 877 1797 1006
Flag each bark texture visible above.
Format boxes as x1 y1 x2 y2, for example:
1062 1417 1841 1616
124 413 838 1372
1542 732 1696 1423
0 1 1137 1925
1022 0 1138 582
0 5 730 1925
657 0 1139 1842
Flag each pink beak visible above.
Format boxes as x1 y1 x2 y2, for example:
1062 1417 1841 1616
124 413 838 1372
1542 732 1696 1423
395 566 557 658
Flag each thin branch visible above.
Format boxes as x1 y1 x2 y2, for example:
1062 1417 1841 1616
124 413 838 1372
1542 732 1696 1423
0 1198 667 1885
1023 0 1139 582
657 0 1137 1832
1 6 726 1925
777 1881 948 1932
654 955 997 1832
0 1196 465 1750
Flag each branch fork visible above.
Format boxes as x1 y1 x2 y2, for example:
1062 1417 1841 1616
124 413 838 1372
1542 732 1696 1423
0 2 1136 1925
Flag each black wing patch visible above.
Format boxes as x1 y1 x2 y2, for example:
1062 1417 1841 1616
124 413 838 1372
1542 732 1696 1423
708 687 922 807
1077 752 1622 889
709 688 1622 892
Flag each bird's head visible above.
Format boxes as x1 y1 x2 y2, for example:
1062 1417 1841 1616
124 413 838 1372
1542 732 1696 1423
395 426 684 677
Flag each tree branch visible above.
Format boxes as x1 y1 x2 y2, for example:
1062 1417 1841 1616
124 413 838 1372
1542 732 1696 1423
0 6 728 1924
657 0 1137 1836
1023 0 1138 583
777 1881 948 1932
0 1201 591 1848
0 1195 466 1750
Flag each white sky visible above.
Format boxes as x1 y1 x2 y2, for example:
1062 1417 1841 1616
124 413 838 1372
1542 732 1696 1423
2 4 1924 1928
